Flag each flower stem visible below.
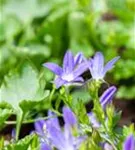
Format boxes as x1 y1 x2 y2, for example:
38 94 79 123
5 115 60 125
15 110 24 141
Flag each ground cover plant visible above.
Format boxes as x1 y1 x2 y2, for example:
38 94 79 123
0 0 135 149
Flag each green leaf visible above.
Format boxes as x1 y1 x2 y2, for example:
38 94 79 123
15 45 51 68
68 11 94 57
4 134 39 150
116 86 135 99
0 62 49 112
0 137 4 150
0 46 17 83
97 21 129 47
106 105 121 131
123 124 135 137
71 88 91 105
2 0 62 24
0 15 21 42
0 108 12 129
114 59 135 80
74 100 89 125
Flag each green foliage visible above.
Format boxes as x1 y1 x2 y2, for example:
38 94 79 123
0 109 12 129
117 86 135 99
106 105 121 132
74 100 89 125
0 62 49 112
0 0 135 99
4 134 39 150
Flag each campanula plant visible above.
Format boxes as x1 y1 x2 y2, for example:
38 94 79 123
1 50 135 150
41 50 135 150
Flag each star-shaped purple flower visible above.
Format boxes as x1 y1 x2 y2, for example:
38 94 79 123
88 52 120 80
34 107 85 150
123 134 135 150
45 107 85 150
43 51 87 88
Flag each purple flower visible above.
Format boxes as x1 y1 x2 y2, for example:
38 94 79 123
88 52 120 80
123 134 135 150
46 122 84 150
45 107 84 150
34 107 85 150
34 112 59 150
43 51 87 88
88 86 117 128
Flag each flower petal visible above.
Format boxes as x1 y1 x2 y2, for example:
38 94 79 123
123 134 135 150
63 51 74 73
63 107 77 127
103 56 120 76
64 124 74 147
100 86 117 109
75 136 86 149
54 77 67 88
74 77 84 82
73 62 88 79
43 63 63 75
47 125 65 150
40 143 52 150
93 52 104 76
74 52 83 66
88 59 95 78
34 120 45 136
47 110 60 130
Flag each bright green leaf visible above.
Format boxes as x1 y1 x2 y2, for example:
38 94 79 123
0 62 49 112
0 108 12 129
4 134 39 150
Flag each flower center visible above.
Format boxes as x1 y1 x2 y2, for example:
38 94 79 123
62 73 74 82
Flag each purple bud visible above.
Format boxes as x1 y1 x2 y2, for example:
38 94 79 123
100 86 117 109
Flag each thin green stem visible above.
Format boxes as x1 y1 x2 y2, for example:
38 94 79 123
50 108 63 116
5 115 60 125
49 86 56 102
15 110 24 141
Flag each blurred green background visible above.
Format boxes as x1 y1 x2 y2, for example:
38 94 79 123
0 0 135 100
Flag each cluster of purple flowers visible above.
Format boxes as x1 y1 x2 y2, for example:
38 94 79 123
37 51 135 150
35 107 135 150
44 51 119 88
34 85 117 150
